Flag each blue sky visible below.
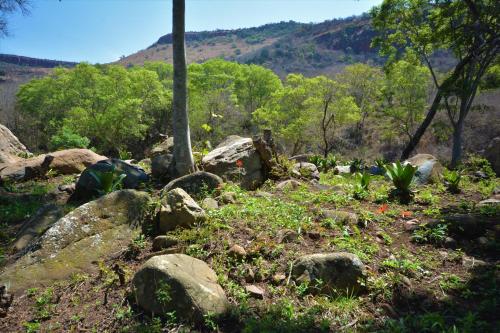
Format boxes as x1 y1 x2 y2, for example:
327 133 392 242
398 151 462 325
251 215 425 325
0 0 382 63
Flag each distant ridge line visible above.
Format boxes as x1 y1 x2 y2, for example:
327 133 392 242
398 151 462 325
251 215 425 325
0 54 77 68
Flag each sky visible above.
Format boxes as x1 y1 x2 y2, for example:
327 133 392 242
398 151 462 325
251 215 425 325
0 0 383 64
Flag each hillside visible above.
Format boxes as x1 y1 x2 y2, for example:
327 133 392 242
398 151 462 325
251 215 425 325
118 15 385 77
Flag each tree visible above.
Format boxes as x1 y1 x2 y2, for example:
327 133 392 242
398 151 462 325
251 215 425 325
0 0 30 37
372 0 500 166
253 74 315 155
336 63 384 143
305 76 359 156
172 0 195 175
382 60 431 142
16 63 169 154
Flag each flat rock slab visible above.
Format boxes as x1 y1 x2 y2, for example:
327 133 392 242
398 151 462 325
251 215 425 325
0 190 150 294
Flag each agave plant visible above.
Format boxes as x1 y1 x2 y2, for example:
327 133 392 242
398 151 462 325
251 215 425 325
384 161 417 202
353 172 371 199
349 158 365 173
89 165 127 196
443 169 461 193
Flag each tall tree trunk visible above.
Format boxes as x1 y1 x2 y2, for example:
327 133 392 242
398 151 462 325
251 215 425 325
400 90 442 160
172 0 194 175
450 116 464 169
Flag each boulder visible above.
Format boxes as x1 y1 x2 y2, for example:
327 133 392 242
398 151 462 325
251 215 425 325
11 204 64 253
201 137 264 190
151 154 176 181
0 149 106 182
439 214 499 239
157 188 206 233
478 198 500 207
405 154 443 185
71 159 148 202
0 124 30 165
333 165 351 174
292 162 320 180
292 252 365 294
150 137 174 157
163 171 223 199
216 135 244 149
132 254 229 323
0 190 150 294
321 210 359 225
484 137 500 176
201 197 219 210
276 179 302 190
152 236 178 251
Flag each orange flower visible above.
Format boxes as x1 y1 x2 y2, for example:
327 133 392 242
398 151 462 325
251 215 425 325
236 159 244 168
376 204 389 214
401 210 412 218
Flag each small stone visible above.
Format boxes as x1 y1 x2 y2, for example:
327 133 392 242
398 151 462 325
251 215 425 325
277 229 298 243
443 237 457 249
476 236 489 246
401 276 412 288
272 273 286 285
462 256 487 268
228 244 247 258
404 219 420 231
477 198 500 207
244 267 255 283
245 285 265 299
276 179 302 190
152 235 178 251
255 191 273 198
201 197 219 210
58 183 75 193
219 192 237 204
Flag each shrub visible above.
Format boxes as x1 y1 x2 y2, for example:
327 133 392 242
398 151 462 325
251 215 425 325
309 154 337 172
50 126 90 150
349 158 364 173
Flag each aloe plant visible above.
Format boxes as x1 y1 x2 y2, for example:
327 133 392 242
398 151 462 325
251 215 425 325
384 161 417 202
353 172 371 199
89 165 127 196
443 169 461 193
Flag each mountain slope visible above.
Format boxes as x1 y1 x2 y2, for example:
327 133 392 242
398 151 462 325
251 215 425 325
118 14 381 77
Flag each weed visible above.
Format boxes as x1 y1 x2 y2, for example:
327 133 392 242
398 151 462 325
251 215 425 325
411 223 448 244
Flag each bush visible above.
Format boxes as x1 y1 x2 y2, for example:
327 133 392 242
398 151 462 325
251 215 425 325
50 126 90 150
385 161 417 203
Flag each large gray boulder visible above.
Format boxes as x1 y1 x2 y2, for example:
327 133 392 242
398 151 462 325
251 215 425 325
71 159 148 202
484 137 500 176
132 254 229 323
292 252 365 294
157 188 206 233
405 154 443 185
201 137 264 190
163 171 223 199
0 190 150 294
0 149 106 182
0 124 30 165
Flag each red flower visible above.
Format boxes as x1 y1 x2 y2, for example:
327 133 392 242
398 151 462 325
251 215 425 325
401 210 412 218
236 159 244 168
377 204 389 214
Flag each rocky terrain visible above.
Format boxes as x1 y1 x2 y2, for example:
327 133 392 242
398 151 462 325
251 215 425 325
0 127 498 332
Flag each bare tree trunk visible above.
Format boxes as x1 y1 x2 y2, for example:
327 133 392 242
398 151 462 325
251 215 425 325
172 0 194 175
450 116 464 169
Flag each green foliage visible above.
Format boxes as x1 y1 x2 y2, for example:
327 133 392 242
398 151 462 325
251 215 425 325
480 64 500 90
443 169 461 193
349 158 365 173
462 154 496 179
88 165 126 196
353 172 371 200
384 161 417 200
49 126 90 150
309 154 337 172
411 223 448 244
